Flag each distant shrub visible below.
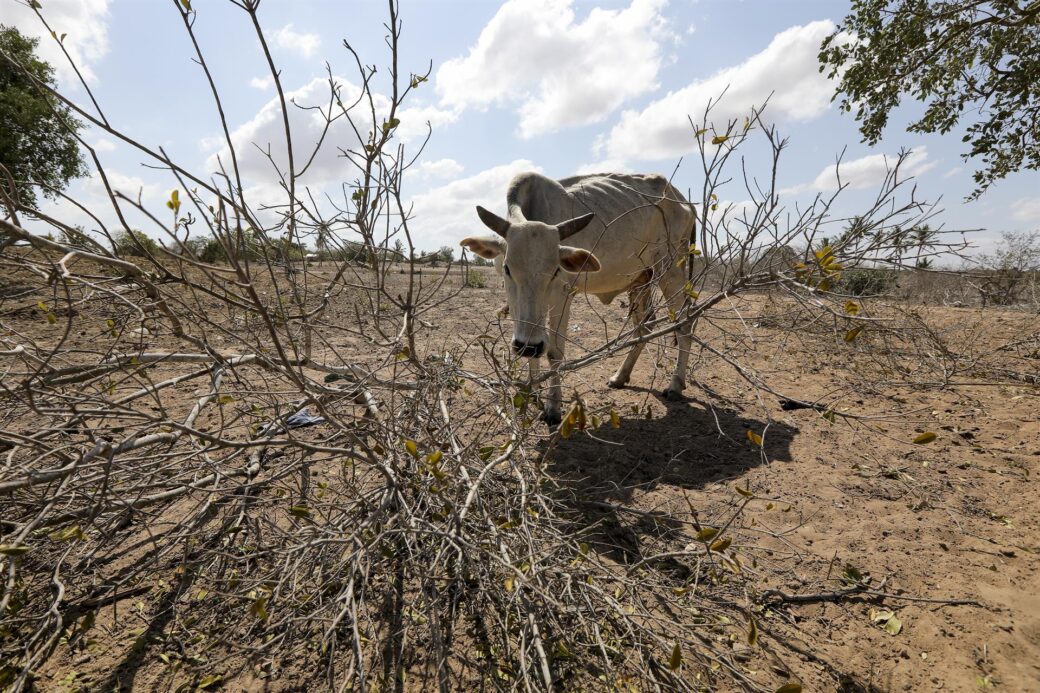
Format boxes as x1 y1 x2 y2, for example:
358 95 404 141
113 230 160 258
837 269 898 297
464 269 487 288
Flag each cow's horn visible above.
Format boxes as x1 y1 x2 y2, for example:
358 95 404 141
557 212 596 241
476 205 510 238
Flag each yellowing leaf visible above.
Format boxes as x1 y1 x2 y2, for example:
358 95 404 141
504 577 515 592
668 642 682 670
747 617 758 646
694 128 707 137
217 394 234 405
48 526 86 542
0 544 30 557
289 505 311 519
734 485 754 498
695 527 719 542
844 300 860 315
913 432 937 445
426 450 443 465
746 429 763 446
709 537 732 552
198 674 222 690
609 409 621 428
844 325 864 343
249 596 268 621
776 684 803 693
404 439 419 457
711 135 729 145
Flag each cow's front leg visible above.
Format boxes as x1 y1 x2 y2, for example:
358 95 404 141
541 291 571 427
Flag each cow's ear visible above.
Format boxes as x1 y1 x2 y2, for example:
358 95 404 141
475 206 510 238
460 236 506 260
559 246 600 273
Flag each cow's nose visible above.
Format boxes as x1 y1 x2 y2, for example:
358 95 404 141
512 339 544 358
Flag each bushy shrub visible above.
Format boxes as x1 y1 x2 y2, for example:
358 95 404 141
113 229 160 257
837 269 898 296
464 269 487 288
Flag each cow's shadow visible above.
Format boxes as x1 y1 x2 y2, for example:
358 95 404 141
540 392 797 565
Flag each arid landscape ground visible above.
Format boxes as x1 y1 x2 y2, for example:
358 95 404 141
3 258 1039 692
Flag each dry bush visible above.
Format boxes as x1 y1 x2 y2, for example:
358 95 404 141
0 4 991 693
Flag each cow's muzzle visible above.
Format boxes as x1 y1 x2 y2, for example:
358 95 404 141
512 339 544 358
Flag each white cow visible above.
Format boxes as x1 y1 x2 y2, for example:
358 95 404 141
461 172 697 425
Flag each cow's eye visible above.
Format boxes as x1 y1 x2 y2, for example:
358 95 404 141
503 264 511 277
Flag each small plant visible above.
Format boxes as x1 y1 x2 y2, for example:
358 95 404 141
464 269 487 288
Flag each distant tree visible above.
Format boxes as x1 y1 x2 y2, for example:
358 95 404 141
820 1 1040 198
393 238 405 260
0 25 87 207
436 245 454 264
315 223 331 263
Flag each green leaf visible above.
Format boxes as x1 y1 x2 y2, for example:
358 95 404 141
289 505 311 519
747 617 758 645
404 439 419 457
913 432 937 444
842 564 864 584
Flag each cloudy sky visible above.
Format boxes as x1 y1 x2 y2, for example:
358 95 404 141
4 0 1038 254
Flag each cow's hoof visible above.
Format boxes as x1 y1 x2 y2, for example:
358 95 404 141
663 387 684 402
541 409 562 427
607 376 627 389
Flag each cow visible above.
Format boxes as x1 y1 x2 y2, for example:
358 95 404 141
460 172 697 425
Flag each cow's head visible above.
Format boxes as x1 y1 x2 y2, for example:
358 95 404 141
460 206 600 358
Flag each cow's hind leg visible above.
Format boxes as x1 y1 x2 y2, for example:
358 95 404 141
658 271 694 401
607 283 653 389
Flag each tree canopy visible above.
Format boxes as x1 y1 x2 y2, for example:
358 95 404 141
820 0 1040 198
0 25 86 208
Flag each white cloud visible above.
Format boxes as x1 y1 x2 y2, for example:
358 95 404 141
91 137 116 153
0 0 111 83
206 76 457 193
419 158 464 180
408 159 542 249
272 23 321 59
573 159 632 175
787 147 935 194
436 0 673 139
249 76 274 90
604 20 844 162
942 166 962 179
1011 198 1040 223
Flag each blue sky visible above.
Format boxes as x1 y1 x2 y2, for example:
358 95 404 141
5 0 1038 255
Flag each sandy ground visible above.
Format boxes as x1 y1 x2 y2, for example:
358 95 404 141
5 261 1039 692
